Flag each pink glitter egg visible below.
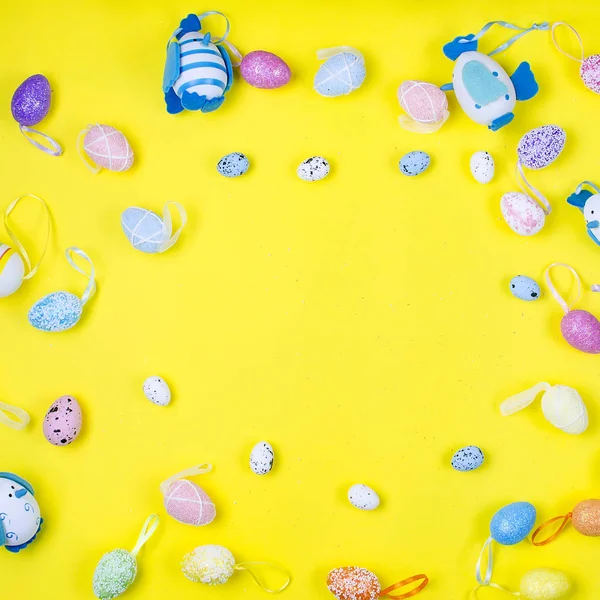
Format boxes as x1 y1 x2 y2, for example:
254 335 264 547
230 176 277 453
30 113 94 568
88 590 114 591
581 54 600 94
561 310 600 354
500 192 545 236
240 51 291 89
398 81 448 124
163 479 216 526
82 124 134 172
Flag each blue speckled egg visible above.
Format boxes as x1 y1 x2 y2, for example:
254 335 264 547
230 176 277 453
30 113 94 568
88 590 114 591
510 275 541 301
490 501 536 545
451 446 484 472
217 152 250 178
28 291 82 332
121 207 166 254
399 151 430 176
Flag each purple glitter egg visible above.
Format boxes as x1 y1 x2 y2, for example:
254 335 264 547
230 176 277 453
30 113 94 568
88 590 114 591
517 125 566 170
11 74 52 127
561 309 600 354
240 50 291 89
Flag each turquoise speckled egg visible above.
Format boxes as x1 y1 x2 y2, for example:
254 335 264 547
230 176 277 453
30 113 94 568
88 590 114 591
451 446 484 472
28 291 82 332
217 152 250 178
510 275 541 301
490 501 536 545
399 151 430 176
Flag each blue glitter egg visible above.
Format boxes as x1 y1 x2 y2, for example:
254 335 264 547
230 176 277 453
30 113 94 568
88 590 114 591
121 207 166 254
510 275 541 301
314 52 366 97
217 152 250 178
28 292 82 332
399 151 430 176
490 501 536 545
451 446 484 472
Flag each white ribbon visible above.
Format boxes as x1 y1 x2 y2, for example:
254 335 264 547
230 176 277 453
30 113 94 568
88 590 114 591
551 22 585 63
544 263 581 314
19 125 62 157
475 536 494 586
516 161 552 215
0 401 30 430
65 247 96 306
317 46 364 63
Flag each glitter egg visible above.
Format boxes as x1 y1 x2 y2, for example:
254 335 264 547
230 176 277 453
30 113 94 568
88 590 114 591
500 192 546 236
42 395 82 446
520 568 571 600
561 310 600 354
327 566 381 600
182 545 236 585
314 52 366 97
11 75 52 127
490 502 536 545
510 276 541 301
399 151 430 176
81 124 134 173
217 152 250 178
398 81 448 125
163 479 216 526
121 208 167 254
572 499 600 536
0 244 25 298
517 125 566 170
93 549 137 600
581 54 600 94
240 51 291 89
451 446 484 472
28 291 82 333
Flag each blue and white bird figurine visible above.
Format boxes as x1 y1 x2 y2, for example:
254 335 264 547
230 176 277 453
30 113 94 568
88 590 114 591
0 473 42 553
567 181 600 247
163 12 241 114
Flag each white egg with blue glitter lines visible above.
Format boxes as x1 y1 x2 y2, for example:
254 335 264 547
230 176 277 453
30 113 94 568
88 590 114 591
250 441 274 475
510 275 541 301
28 292 83 333
399 151 430 176
348 484 380 510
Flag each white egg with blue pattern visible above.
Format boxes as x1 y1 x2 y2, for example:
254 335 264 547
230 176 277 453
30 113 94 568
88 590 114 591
510 276 541 301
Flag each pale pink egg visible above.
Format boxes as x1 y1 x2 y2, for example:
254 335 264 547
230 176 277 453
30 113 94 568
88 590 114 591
561 309 600 354
398 81 448 124
500 192 545 236
163 479 216 526
83 124 134 172
43 395 82 446
581 55 600 94
240 51 291 89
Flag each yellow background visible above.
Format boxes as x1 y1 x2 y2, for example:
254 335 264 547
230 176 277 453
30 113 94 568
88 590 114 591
2 0 600 598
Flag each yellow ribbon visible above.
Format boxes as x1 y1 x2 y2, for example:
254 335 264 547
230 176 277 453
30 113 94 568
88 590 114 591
0 400 30 430
159 463 212 495
235 561 291 593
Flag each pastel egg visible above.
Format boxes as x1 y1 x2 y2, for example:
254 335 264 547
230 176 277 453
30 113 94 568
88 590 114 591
0 244 25 298
250 441 274 475
82 124 134 173
451 446 484 472
28 291 82 333
217 152 250 178
11 74 52 127
490 501 536 545
240 51 291 89
541 385 588 434
297 156 330 182
520 568 571 600
561 309 600 354
182 545 235 585
348 484 380 510
327 566 381 600
572 499 600 536
399 151 430 176
93 549 137 599
142 376 171 406
121 208 166 254
163 479 215 526
470 151 495 184
510 275 541 301
581 54 600 94
500 192 545 236
398 80 448 124
314 52 366 97
43 395 82 446
517 125 566 170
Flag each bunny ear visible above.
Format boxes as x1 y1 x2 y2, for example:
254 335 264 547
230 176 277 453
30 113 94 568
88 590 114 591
500 382 551 415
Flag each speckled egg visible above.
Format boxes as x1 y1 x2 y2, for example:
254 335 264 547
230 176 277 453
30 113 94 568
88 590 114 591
297 156 330 182
470 151 495 184
250 441 274 475
327 566 381 600
399 151 430 176
520 568 571 600
240 51 291 89
182 545 235 585
581 55 600 94
517 125 566 170
28 291 83 332
510 275 541 301
142 376 171 406
43 395 82 446
500 192 546 236
348 484 380 510
11 74 52 126
490 501 536 545
217 152 250 178
572 499 600 536
451 446 484 472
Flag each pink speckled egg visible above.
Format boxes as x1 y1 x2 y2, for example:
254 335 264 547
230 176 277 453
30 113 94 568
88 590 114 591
500 192 546 236
43 395 82 446
561 310 600 354
240 51 291 89
581 55 600 94
82 124 134 172
398 80 448 124
163 479 216 526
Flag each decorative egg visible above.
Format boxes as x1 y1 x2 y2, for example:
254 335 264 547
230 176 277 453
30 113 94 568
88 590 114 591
451 446 484 472
217 152 250 178
561 310 600 354
121 208 166 254
520 568 571 600
327 566 381 600
348 484 380 510
572 499 600 536
399 151 430 176
250 441 274 475
470 151 495 184
490 501 536 545
182 545 235 585
240 51 291 89
0 244 25 298
297 156 330 182
581 55 600 94
541 385 588 434
82 124 134 173
163 479 216 526
314 52 365 97
510 275 541 301
28 291 82 333
517 125 566 170
142 376 171 406
500 192 545 236
93 549 137 599
42 395 82 446
398 81 448 124
11 75 51 127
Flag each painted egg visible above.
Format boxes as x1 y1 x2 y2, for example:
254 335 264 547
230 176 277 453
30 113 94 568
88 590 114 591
240 51 291 89
520 568 571 600
581 55 600 94
121 208 167 254
297 156 330 182
470 151 495 184
142 376 171 406
510 276 541 301
43 395 82 446
0 473 42 551
399 151 430 176
327 566 381 600
0 244 25 298
572 499 600 536
28 291 82 333
490 501 536 545
517 125 566 170
11 74 52 127
561 310 600 354
398 81 448 124
250 441 274 475
82 124 134 173
451 446 484 472
348 484 380 510
500 192 545 236
93 549 137 599
541 385 588 434
163 479 216 526
182 545 235 585
217 152 250 178
314 52 366 97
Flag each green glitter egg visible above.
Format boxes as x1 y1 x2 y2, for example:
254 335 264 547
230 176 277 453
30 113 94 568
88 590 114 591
93 549 137 599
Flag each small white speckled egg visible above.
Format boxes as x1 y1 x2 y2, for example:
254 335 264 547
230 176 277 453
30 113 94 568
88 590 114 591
500 192 546 236
297 156 330 182
510 275 541 301
250 441 274 475
142 376 171 406
470 151 494 184
348 484 380 510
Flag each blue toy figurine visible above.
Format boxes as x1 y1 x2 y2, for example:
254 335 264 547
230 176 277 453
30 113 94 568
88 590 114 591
163 12 241 114
567 181 600 247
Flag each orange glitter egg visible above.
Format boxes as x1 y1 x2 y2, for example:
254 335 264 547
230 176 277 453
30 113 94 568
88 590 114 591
572 499 600 536
327 567 381 600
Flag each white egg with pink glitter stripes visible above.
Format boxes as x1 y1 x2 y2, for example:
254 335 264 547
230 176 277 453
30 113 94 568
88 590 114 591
500 192 546 236
81 123 134 173
163 479 216 526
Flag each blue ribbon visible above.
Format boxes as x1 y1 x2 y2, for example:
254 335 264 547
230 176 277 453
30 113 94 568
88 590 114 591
459 20 550 56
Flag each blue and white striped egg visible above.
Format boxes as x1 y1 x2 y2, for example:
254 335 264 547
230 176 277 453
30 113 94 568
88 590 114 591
28 292 82 332
121 208 167 254
510 275 541 301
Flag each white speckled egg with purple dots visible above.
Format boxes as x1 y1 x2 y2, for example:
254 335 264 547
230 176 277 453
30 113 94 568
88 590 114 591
451 446 484 472
517 125 566 170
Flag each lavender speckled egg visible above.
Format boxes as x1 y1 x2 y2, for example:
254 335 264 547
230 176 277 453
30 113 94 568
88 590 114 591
11 74 52 126
490 501 536 545
581 55 600 94
43 395 82 446
561 310 600 354
517 125 566 170
451 446 484 472
240 51 291 89
399 151 430 176
510 275 541 301
500 192 545 236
